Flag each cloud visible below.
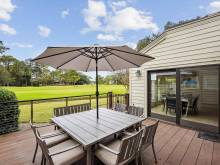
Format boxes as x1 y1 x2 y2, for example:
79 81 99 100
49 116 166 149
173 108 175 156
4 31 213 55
81 0 106 33
61 9 69 18
209 1 220 12
106 7 159 34
0 23 16 35
97 33 122 41
82 0 159 40
124 42 136 49
199 1 220 13
38 25 51 37
110 1 127 11
10 42 33 48
0 0 16 21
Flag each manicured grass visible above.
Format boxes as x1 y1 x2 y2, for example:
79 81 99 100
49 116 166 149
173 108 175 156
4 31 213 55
1 85 127 123
2 85 127 101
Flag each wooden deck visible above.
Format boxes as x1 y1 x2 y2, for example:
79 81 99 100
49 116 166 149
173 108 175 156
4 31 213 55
0 119 220 165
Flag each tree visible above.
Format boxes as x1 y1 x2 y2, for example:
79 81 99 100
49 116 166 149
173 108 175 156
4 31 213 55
0 67 11 86
104 75 113 85
98 75 105 84
0 41 9 55
136 33 160 51
77 72 91 84
51 70 64 84
164 21 176 30
63 70 80 85
0 55 17 71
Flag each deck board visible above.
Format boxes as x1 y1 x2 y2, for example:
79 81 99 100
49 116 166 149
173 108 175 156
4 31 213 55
0 119 220 165
165 129 196 165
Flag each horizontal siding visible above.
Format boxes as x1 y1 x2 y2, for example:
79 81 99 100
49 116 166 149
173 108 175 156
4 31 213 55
129 69 145 107
130 14 220 111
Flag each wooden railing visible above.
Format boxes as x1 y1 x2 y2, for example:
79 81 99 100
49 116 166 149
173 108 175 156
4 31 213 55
1 92 129 123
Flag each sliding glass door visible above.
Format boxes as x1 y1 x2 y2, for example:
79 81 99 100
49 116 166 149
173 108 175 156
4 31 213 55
149 70 177 122
148 66 219 133
180 66 219 132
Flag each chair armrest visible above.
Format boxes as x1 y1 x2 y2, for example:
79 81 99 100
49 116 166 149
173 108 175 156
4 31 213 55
41 131 65 139
49 144 81 156
36 123 55 128
98 144 120 155
122 131 135 136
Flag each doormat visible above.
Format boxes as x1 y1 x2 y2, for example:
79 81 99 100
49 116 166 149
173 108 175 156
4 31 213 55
198 131 220 143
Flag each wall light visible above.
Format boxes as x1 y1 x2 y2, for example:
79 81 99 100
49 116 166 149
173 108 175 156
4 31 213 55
135 70 141 77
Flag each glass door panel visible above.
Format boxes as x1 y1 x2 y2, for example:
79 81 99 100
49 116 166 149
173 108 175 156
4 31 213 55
180 66 219 131
150 71 177 121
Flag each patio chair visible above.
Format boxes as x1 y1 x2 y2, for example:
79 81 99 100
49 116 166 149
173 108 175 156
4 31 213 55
128 106 144 117
185 95 199 116
139 120 159 164
54 103 91 117
35 129 85 165
30 122 69 163
95 129 144 165
114 103 127 112
165 97 176 114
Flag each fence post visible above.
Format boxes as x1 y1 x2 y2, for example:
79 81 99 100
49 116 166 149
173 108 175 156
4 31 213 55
108 92 113 109
89 95 92 108
125 93 129 109
107 93 109 109
30 100 33 123
65 97 68 107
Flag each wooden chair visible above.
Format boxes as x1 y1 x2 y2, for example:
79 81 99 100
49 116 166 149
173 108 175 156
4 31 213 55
54 103 91 117
35 129 85 165
139 121 159 164
127 106 144 117
114 103 127 112
95 129 144 165
30 122 69 163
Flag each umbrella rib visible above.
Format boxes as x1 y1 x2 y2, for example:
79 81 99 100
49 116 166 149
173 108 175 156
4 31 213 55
100 52 115 71
104 46 154 59
86 58 92 72
103 48 140 67
56 54 81 69
32 47 87 61
56 47 92 69
98 47 113 60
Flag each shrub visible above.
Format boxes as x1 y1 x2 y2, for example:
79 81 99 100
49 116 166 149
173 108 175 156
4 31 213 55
0 88 19 135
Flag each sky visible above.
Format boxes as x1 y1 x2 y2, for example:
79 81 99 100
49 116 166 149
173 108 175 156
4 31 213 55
0 0 220 79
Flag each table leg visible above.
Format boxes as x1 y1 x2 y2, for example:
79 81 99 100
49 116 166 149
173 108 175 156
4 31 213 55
87 146 93 165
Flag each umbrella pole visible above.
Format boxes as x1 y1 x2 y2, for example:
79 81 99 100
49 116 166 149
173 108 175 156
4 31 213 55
95 47 99 119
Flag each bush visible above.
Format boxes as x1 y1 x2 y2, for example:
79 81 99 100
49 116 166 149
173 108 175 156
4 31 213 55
0 88 19 135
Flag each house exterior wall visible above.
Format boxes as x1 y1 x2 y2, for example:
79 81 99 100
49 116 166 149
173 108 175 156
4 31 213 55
129 13 220 115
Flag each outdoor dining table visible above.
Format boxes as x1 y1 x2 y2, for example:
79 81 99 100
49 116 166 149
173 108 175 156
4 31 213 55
52 108 146 165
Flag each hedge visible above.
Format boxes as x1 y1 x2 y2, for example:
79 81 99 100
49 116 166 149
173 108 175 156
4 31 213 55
0 88 19 135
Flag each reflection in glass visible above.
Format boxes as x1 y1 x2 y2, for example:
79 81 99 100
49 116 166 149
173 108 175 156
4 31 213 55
150 71 176 117
180 66 219 126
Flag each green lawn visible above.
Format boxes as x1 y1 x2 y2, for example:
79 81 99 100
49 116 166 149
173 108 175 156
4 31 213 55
2 85 127 101
1 85 127 123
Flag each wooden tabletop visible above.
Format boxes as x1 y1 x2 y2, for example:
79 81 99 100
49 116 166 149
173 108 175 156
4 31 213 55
52 108 146 148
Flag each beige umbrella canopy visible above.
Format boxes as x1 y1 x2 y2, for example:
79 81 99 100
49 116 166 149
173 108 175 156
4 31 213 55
32 45 154 118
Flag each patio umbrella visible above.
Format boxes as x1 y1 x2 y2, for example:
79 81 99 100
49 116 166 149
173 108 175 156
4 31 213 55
32 45 154 118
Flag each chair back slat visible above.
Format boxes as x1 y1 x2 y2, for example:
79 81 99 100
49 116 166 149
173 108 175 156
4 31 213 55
128 106 144 117
114 103 127 112
117 129 143 164
54 103 91 117
141 121 159 148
